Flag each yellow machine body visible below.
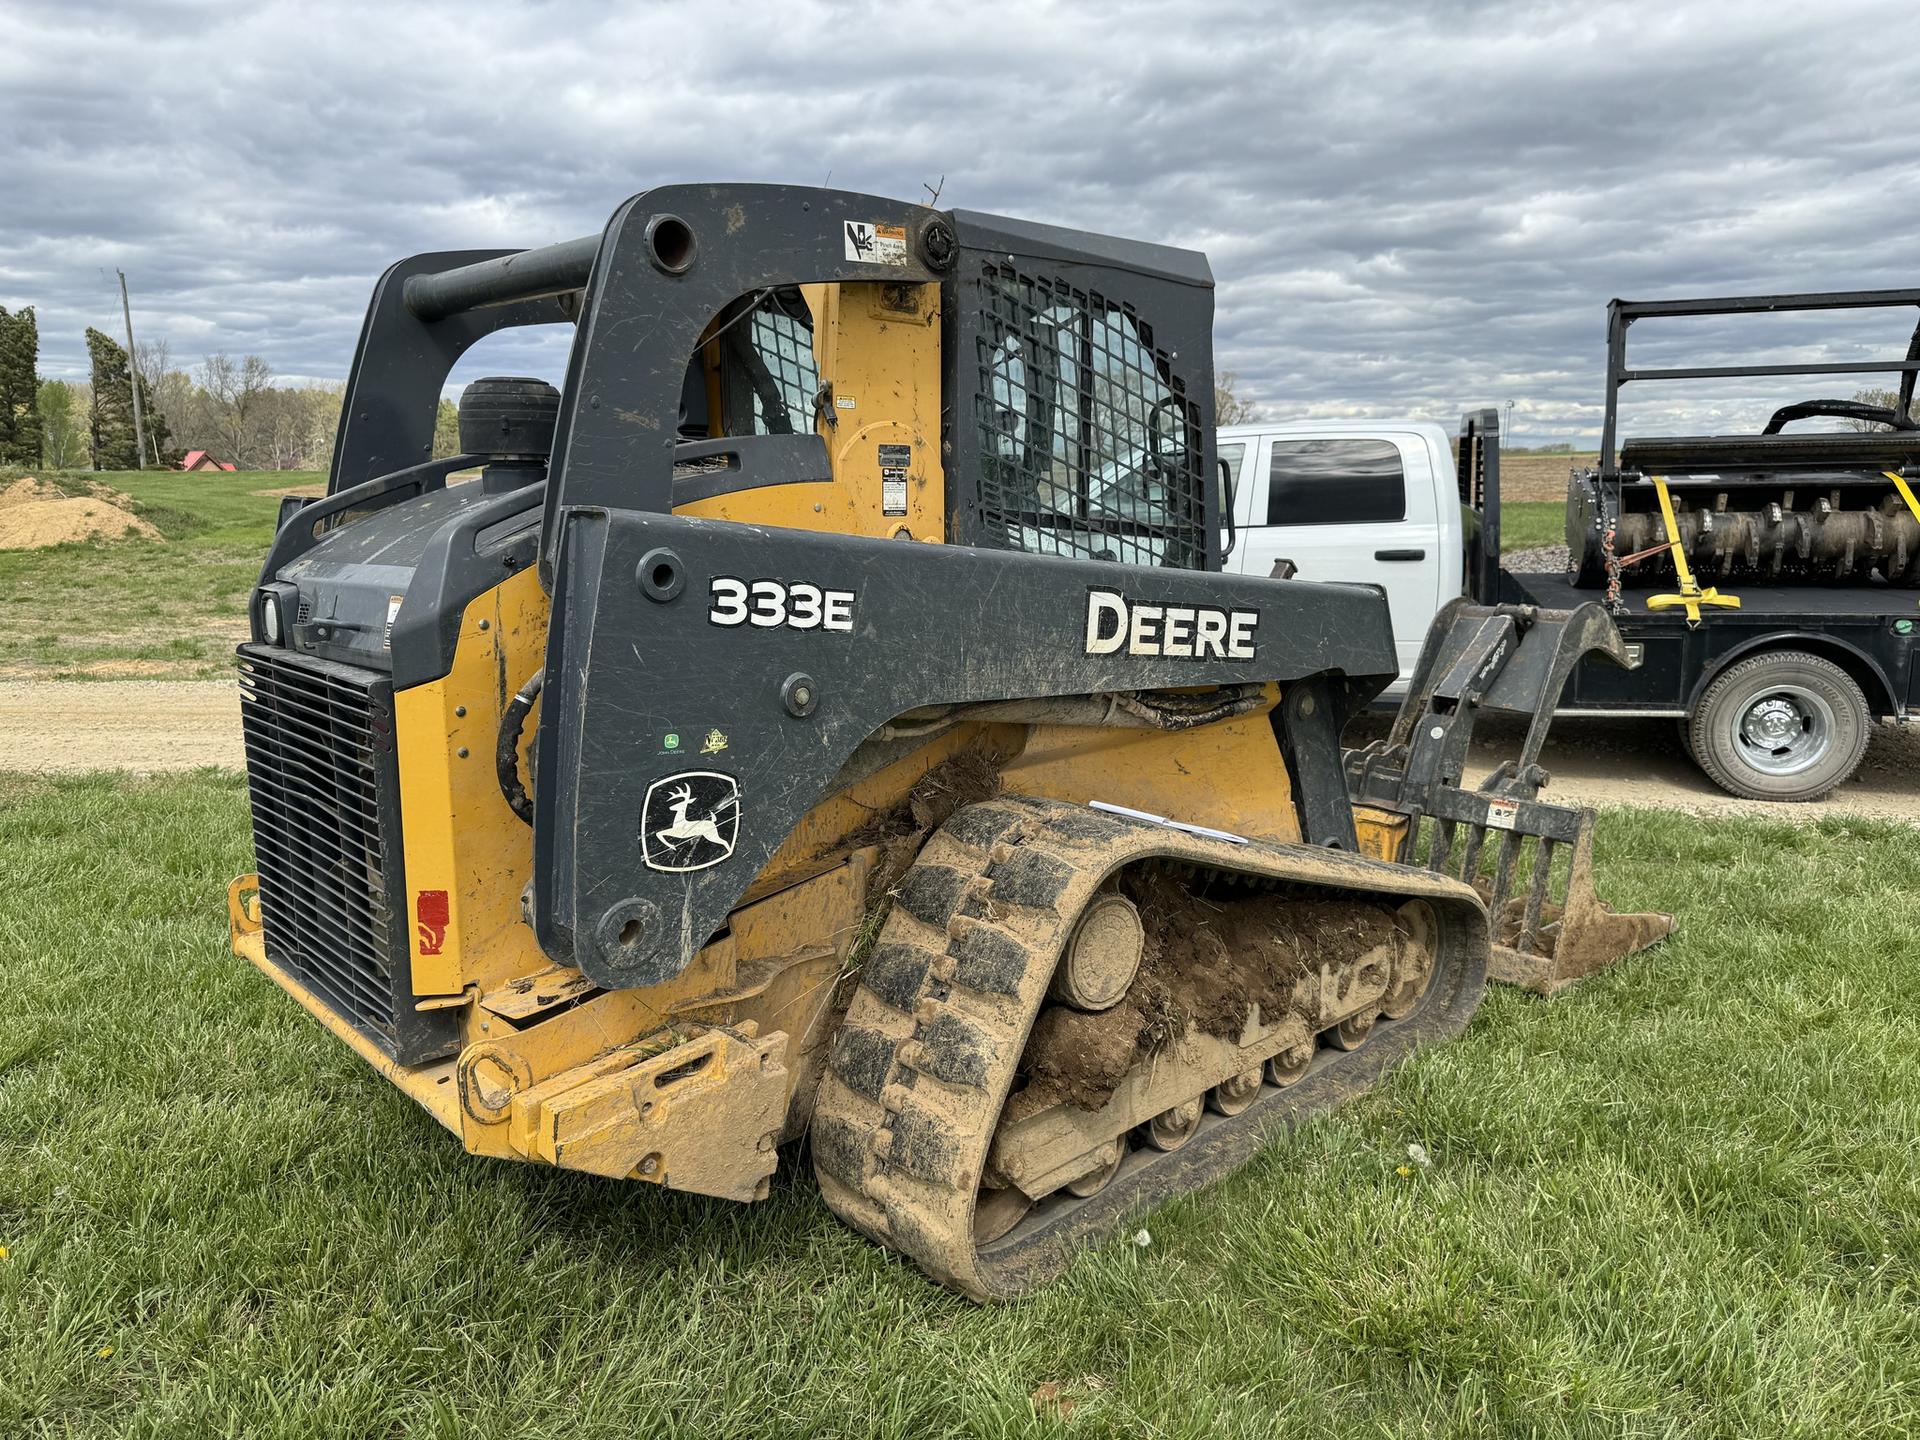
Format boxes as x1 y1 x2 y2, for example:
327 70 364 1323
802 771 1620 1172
231 280 1314 1200
232 211 1668 1300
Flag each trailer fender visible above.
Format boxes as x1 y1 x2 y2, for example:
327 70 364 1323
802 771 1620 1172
1684 630 1901 720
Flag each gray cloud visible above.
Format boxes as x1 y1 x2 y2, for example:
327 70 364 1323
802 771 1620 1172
4 0 1915 445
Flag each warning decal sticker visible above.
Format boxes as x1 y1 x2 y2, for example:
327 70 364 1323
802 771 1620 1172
416 890 450 955
878 442 911 516
845 220 909 266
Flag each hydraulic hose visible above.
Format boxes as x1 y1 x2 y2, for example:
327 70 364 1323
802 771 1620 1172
496 668 544 825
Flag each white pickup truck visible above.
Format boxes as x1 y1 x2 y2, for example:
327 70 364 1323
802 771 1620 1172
1217 419 1464 680
1214 411 1917 802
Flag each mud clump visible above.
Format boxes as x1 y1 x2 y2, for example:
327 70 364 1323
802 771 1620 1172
850 747 1004 900
0 497 161 550
1022 1000 1150 1110
1132 871 1395 1044
1021 869 1400 1112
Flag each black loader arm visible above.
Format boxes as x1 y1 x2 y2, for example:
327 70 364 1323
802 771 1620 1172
533 514 1399 989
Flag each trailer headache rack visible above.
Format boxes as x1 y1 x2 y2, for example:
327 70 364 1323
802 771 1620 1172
1570 288 1920 594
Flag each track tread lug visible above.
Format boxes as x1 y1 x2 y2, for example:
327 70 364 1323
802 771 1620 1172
828 1025 896 1102
949 922 1030 997
895 864 969 928
904 1010 998 1090
860 941 933 1014
810 1109 873 1189
942 804 1029 852
985 848 1075 912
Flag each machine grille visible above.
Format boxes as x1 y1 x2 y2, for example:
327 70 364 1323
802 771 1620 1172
972 265 1209 570
237 645 453 1063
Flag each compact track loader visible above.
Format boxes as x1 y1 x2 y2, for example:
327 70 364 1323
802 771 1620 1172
228 185 1669 1300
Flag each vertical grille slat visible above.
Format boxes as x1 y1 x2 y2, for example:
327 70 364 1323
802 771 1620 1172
237 645 459 1065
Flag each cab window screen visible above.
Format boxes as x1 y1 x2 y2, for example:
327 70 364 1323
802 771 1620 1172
1266 439 1405 525
719 289 819 436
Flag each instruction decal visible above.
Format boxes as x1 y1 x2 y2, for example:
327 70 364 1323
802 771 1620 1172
844 220 909 266
384 594 403 649
641 771 741 872
1485 798 1519 832
879 442 911 516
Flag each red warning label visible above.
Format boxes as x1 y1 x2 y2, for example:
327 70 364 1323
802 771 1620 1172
416 890 450 955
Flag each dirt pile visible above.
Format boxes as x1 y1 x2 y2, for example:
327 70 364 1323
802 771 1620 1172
0 477 67 510
81 478 138 505
0 497 161 550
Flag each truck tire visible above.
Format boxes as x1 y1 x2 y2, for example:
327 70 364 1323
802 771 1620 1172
1688 650 1870 802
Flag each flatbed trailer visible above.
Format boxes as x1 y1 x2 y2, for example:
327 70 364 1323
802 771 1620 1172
1498 569 1919 722
1221 389 1919 800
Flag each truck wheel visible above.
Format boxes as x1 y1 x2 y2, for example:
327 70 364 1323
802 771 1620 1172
1688 651 1870 802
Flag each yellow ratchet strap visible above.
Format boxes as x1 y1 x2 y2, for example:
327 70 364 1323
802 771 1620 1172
1886 470 1920 526
1644 475 1740 626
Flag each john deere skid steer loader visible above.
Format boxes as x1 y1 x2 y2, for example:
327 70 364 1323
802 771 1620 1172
227 184 1669 1300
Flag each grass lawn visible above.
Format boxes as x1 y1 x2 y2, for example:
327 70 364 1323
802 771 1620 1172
2 774 1915 1436
0 471 308 680
1498 500 1567 554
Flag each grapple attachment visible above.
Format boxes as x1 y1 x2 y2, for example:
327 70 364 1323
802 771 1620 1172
1345 599 1675 995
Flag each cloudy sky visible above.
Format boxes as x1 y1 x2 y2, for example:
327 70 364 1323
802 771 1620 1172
6 0 1917 446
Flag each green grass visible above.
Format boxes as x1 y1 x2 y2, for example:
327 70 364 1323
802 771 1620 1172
1499 500 1566 554
0 470 310 680
2 775 1916 1436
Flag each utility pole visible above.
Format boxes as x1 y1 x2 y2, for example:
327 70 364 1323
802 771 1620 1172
117 269 149 469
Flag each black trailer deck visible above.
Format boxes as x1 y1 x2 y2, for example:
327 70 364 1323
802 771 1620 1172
1499 568 1920 717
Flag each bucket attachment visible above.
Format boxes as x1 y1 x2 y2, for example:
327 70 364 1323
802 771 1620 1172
1346 600 1675 995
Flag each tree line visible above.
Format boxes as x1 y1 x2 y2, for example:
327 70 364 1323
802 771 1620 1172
2 304 461 473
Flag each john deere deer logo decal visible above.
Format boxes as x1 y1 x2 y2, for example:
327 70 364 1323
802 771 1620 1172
640 771 740 872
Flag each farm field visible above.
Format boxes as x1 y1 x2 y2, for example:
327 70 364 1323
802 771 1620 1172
1 774 1916 1436
1498 452 1596 504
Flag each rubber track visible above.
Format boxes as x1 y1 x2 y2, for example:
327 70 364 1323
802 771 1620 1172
811 795 1490 1301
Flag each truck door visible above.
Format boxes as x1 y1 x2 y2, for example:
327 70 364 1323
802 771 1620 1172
1236 432 1441 679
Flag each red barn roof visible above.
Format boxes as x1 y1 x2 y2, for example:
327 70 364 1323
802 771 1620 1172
179 450 237 472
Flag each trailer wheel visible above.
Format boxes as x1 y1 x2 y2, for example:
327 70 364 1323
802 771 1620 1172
1689 651 1870 802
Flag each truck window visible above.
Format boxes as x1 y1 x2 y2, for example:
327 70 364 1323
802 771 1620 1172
1266 439 1405 526
1218 442 1246 489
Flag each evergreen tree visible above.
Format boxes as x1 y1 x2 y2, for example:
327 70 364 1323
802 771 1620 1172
0 306 43 466
86 327 140 469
